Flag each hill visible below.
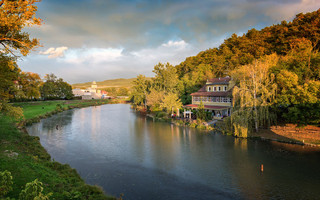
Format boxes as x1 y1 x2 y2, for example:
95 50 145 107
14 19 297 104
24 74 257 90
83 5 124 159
72 77 152 89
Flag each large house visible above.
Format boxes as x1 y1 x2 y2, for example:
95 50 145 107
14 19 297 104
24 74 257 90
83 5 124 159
184 76 234 118
72 81 108 100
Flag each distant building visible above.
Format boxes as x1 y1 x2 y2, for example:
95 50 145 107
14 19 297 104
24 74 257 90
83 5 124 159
184 76 234 118
72 81 106 100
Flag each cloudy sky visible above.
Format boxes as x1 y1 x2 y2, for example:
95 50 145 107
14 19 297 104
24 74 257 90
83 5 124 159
18 0 320 84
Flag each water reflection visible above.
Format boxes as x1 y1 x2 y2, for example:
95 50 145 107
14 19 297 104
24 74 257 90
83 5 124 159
27 104 320 200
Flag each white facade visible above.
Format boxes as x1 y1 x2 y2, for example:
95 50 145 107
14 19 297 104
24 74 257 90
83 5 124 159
72 81 102 100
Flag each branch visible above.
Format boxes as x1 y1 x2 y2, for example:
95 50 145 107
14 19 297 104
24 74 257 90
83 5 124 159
0 37 30 48
0 42 18 57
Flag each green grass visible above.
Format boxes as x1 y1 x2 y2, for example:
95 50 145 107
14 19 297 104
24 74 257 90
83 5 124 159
0 100 116 199
13 99 110 120
72 77 152 89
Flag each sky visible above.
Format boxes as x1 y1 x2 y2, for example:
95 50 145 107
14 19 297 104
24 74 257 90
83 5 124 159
18 0 320 84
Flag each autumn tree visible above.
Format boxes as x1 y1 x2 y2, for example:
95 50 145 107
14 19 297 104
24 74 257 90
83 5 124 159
146 87 164 111
161 93 182 114
0 0 42 56
0 0 41 117
231 54 278 136
15 72 42 100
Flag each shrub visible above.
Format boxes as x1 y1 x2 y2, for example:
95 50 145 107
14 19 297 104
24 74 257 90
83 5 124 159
0 170 13 197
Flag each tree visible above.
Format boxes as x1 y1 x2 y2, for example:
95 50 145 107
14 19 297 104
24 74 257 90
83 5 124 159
196 101 206 121
161 93 182 114
40 73 73 100
0 0 42 56
17 72 42 100
231 54 278 136
0 54 20 100
146 87 164 111
0 0 41 118
152 62 178 93
130 75 149 107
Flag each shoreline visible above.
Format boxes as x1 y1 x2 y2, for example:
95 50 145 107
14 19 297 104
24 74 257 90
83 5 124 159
1 100 117 199
144 111 320 148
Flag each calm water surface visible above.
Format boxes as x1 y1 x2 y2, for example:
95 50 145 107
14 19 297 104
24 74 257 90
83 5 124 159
27 104 320 200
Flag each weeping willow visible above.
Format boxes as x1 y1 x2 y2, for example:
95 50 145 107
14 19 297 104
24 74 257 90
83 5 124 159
231 54 278 137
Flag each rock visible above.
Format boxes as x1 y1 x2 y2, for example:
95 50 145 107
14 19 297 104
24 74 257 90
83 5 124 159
4 150 19 159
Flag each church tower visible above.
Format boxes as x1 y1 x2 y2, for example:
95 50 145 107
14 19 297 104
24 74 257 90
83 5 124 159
91 81 97 89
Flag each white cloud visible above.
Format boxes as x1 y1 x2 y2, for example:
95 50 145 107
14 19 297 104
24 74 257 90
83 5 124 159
40 46 68 58
19 40 201 84
161 40 187 48
62 48 123 64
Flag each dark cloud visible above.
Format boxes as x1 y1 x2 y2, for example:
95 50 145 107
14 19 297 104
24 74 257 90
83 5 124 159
21 0 320 83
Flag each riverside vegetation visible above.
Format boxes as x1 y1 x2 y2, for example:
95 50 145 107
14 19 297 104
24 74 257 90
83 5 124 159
0 99 118 199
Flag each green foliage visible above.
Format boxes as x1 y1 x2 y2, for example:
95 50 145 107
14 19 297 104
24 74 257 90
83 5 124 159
281 103 320 125
103 87 129 97
40 73 73 100
152 62 178 93
0 170 13 197
19 179 51 200
161 93 182 114
146 88 164 111
0 101 24 120
196 101 206 121
0 55 20 101
130 75 149 106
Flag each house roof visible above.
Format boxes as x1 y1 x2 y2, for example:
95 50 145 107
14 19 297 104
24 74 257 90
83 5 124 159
206 77 231 85
184 104 230 110
190 88 232 97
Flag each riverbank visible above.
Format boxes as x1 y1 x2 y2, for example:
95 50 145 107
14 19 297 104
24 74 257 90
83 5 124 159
145 110 320 147
250 124 320 147
0 100 117 199
145 111 215 131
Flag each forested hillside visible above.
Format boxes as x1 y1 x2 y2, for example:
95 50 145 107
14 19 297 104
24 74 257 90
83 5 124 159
130 9 320 134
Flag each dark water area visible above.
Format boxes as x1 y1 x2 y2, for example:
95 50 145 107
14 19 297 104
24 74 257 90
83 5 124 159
27 104 320 200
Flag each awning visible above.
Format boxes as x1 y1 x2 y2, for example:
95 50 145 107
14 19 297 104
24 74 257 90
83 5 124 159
184 104 230 110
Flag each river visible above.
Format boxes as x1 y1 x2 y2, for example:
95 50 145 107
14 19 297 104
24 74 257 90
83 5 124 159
27 104 320 200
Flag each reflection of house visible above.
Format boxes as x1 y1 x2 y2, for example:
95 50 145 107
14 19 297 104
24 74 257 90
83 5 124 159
72 81 107 100
184 76 234 118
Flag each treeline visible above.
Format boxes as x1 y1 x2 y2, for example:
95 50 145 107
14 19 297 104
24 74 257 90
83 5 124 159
130 9 320 133
103 87 129 97
6 71 73 102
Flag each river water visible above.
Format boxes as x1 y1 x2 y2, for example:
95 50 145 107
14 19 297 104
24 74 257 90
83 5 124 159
27 104 320 200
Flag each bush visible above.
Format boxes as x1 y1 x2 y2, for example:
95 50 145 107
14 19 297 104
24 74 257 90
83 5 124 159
0 170 13 197
19 179 52 200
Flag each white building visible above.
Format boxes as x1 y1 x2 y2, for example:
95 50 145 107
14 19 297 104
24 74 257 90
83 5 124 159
72 81 102 100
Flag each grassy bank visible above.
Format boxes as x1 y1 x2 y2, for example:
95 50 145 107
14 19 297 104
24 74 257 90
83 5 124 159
0 100 116 199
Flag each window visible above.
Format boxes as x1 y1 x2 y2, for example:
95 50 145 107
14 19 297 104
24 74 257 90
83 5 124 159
213 87 216 91
218 86 221 91
224 86 227 91
208 87 211 91
223 97 228 102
